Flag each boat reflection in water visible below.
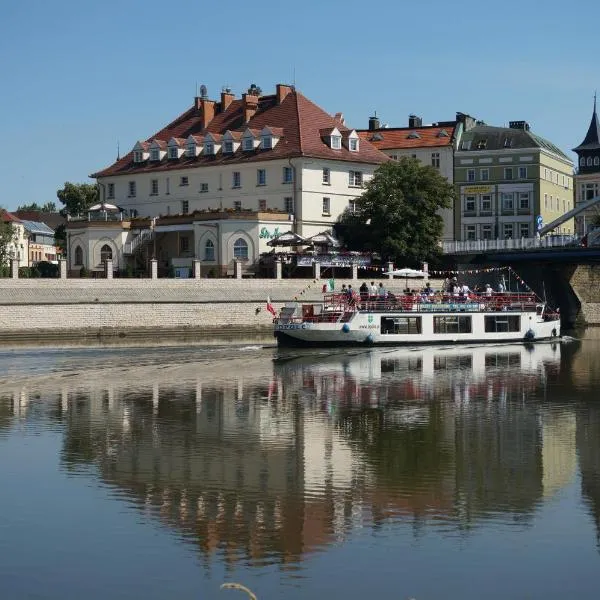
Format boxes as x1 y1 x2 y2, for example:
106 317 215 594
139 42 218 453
1 340 589 570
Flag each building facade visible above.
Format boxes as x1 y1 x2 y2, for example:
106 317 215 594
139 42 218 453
1 211 59 268
358 112 476 241
454 121 574 241
573 98 600 236
73 83 389 276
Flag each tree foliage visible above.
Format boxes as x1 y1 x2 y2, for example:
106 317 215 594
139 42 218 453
17 201 57 212
56 182 98 216
0 212 17 267
334 158 455 266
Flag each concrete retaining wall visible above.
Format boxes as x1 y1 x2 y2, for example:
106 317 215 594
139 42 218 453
568 265 600 326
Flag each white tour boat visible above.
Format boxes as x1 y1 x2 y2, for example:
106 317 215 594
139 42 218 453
273 289 561 347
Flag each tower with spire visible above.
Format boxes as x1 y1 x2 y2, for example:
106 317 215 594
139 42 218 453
573 95 600 235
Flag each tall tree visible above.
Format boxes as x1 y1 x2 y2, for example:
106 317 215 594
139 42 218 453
0 211 18 266
56 182 98 216
334 158 455 266
17 201 57 212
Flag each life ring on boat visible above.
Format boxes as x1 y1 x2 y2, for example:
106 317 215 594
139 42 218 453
342 323 350 333
551 328 557 338
524 329 535 341
365 333 374 345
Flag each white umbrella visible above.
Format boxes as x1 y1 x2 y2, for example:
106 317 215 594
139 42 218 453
89 202 120 211
385 268 428 289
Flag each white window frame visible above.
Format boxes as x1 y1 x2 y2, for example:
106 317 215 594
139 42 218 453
150 148 160 161
504 167 514 180
431 152 440 168
481 194 492 212
233 237 248 260
107 183 115 199
261 136 272 149
322 167 330 184
481 224 493 240
349 170 363 187
503 223 514 239
322 197 331 215
128 181 136 197
283 166 293 183
168 147 178 159
518 166 527 179
519 223 529 238
232 171 241 188
465 196 476 212
181 200 189 214
233 200 242 211
480 168 489 181
204 239 215 261
186 144 196 157
180 176 189 187
257 169 266 186
243 138 254 151
349 138 358 151
151 179 158 195
331 135 342 150
204 142 214 155
284 197 294 213
348 199 357 213
223 141 234 154
519 192 530 210
199 183 209 193
502 192 514 211
465 225 476 240
133 151 143 163
467 169 476 182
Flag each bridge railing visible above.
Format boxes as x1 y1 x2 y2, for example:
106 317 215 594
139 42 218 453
442 235 580 254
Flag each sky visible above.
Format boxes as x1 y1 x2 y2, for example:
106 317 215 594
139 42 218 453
1 0 598 211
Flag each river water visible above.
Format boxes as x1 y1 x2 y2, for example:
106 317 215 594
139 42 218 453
1 332 600 599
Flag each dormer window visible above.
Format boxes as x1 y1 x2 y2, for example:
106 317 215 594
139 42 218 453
476 139 487 150
186 143 196 157
262 136 272 149
150 148 160 161
205 143 214 155
503 138 512 148
349 138 358 151
407 132 421 139
437 129 449 137
168 147 178 159
331 135 342 149
223 141 234 153
133 151 143 163
243 138 254 151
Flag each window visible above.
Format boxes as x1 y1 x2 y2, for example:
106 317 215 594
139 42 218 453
390 154 398 160
518 166 527 179
151 179 158 195
233 200 242 211
283 166 293 183
381 316 422 335
461 140 472 150
107 183 115 199
180 176 189 187
204 239 215 261
349 138 358 151
168 147 178 159
433 316 472 334
467 169 476 182
258 199 267 210
243 138 254 151
476 139 487 150
503 137 513 148
480 168 489 181
262 136 272 149
502 192 514 211
465 196 476 213
544 193 548 209
232 171 241 188
595 157 600 166
200 183 208 193
519 192 530 210
322 197 330 215
233 238 248 260
128 181 136 197
465 225 476 240
349 170 363 186
504 167 513 180
588 157 593 166
322 167 330 184
186 143 196 157
257 169 266 186
484 315 520 333
150 148 160 161
503 223 513 239
179 236 190 254
519 223 529 238
181 200 189 214
223 141 233 153
481 194 492 213
331 135 342 149
580 157 586 166
74 246 83 266
133 151 143 162
431 152 440 168
100 244 112 263
205 142 214 155
348 199 357 213
284 197 294 213
481 224 493 239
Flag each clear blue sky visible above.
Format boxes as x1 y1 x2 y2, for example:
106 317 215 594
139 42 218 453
1 0 598 211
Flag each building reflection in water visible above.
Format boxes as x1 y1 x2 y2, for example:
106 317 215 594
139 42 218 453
0 340 594 566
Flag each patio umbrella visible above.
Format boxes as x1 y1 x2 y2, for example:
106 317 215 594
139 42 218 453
266 231 306 247
305 231 341 248
385 267 428 288
88 202 121 212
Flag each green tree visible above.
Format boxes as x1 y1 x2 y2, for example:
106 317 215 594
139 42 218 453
334 158 455 266
0 212 17 267
56 182 98 216
17 201 57 212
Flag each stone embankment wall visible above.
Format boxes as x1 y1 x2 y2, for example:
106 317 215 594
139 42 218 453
568 265 600 326
0 278 420 344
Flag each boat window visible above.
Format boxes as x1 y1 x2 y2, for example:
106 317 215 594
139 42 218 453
484 315 520 332
433 316 472 334
381 316 422 335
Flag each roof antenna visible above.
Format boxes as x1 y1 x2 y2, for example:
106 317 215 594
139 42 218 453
116 140 120 160
292 65 296 89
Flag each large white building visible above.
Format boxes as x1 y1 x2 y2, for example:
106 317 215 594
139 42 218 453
70 83 389 276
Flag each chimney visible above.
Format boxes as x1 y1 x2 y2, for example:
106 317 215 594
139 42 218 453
368 114 380 130
408 114 422 128
200 99 216 129
334 112 345 126
220 89 235 111
509 120 530 131
243 93 259 123
276 84 293 104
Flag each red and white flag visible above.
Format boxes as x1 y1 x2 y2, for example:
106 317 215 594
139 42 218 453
266 296 276 316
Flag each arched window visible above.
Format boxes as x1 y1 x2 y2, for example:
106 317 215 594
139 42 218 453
580 157 586 166
594 156 600 166
587 157 593 166
100 244 113 263
74 246 83 266
233 237 248 260
204 239 215 261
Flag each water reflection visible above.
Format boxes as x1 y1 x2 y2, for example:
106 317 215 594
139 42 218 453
2 340 600 570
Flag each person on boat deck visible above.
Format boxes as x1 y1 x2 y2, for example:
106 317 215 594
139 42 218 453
452 283 461 297
369 281 378 299
378 282 388 300
497 281 506 293
485 283 493 297
359 282 369 301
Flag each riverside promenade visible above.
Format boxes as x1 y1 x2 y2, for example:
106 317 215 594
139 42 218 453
0 277 416 345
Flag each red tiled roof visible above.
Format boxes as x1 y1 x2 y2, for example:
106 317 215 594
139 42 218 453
0 210 21 223
92 89 389 177
357 125 457 150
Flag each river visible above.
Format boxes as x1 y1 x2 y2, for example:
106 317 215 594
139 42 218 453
1 332 600 599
